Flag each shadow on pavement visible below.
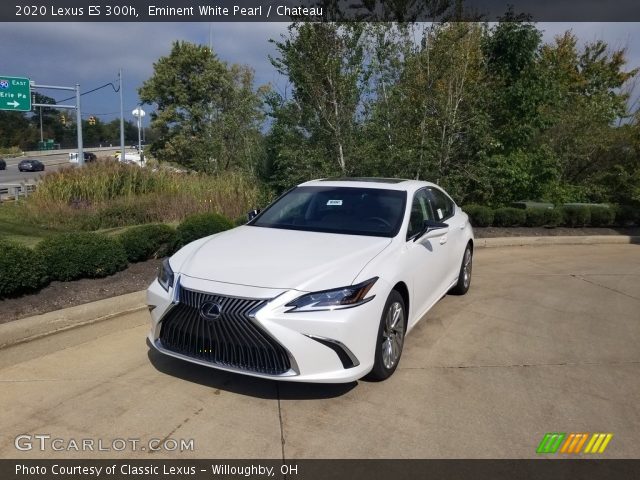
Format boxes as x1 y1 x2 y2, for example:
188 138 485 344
147 342 357 400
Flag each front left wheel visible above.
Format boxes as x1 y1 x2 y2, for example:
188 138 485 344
367 290 407 381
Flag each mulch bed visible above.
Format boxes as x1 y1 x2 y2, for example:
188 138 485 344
0 259 161 324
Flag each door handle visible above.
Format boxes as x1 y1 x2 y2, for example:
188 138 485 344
439 235 448 245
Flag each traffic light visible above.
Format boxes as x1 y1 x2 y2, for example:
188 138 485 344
60 114 66 126
88 116 96 126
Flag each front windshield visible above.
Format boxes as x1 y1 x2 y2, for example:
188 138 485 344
250 186 407 237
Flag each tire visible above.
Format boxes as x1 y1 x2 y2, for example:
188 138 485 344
450 243 473 295
367 290 407 381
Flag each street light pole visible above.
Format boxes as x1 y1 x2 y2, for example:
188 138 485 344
131 106 145 164
119 69 125 162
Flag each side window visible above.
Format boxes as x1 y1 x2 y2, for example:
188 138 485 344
428 188 455 221
407 189 433 239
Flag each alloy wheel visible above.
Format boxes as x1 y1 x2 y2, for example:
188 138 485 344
463 248 472 289
381 301 405 370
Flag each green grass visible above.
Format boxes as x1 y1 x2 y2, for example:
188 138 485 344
0 202 68 247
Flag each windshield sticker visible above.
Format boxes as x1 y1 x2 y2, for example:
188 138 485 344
327 200 343 206
437 208 443 219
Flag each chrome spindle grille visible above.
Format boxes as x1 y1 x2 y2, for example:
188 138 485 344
159 288 291 375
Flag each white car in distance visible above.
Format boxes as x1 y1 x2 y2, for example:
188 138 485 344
147 178 474 383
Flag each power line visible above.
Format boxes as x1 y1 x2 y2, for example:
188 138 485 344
55 81 119 104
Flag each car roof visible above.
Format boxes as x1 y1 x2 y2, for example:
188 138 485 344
299 177 440 192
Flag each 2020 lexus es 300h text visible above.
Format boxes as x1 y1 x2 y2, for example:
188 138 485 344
147 178 474 383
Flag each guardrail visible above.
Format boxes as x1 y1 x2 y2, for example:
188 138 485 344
0 183 38 201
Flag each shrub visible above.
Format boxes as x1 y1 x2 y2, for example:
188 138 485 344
543 208 563 227
36 232 128 281
614 205 639 226
463 205 493 227
234 215 248 226
0 241 48 298
589 206 614 227
176 213 234 248
493 207 526 227
561 205 591 227
118 224 177 262
524 208 549 227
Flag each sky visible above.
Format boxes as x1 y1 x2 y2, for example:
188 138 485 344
1 22 639 129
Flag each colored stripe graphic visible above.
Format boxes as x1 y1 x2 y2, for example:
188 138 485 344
560 433 589 454
584 433 614 454
537 433 566 454
538 433 613 454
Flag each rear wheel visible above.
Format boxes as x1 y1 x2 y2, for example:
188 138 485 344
450 243 473 295
367 290 406 381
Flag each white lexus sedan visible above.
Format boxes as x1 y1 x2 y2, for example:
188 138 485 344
147 178 474 383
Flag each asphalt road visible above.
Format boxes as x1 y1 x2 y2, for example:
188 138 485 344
0 244 638 459
0 148 120 183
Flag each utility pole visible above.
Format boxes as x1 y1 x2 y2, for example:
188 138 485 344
119 69 125 162
39 106 43 143
75 83 84 166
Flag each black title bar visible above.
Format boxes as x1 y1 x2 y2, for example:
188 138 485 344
2 1 640 22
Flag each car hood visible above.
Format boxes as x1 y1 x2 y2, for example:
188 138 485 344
178 226 391 291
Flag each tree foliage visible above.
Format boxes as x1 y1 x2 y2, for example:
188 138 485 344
139 41 266 172
263 21 639 207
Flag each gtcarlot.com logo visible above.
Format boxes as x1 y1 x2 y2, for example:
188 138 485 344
537 432 613 454
15 434 195 453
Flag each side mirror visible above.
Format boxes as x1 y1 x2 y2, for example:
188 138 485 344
413 219 448 242
247 209 261 221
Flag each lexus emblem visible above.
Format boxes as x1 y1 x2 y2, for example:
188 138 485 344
200 302 222 320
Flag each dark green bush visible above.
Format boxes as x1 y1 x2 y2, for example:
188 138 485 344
589 206 614 227
524 208 549 227
0 241 49 298
613 205 638 226
561 205 591 227
543 208 563 227
118 224 177 262
463 205 494 227
36 232 128 281
493 207 526 227
176 212 234 248
234 215 248 226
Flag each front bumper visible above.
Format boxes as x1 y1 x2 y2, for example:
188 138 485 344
147 274 387 383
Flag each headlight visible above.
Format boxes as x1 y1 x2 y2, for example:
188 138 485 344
158 258 174 292
285 277 378 312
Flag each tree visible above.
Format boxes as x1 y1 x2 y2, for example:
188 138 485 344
269 23 367 175
139 41 265 172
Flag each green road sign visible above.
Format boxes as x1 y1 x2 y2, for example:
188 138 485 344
0 76 31 111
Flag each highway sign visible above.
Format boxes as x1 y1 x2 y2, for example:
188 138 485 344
0 76 31 111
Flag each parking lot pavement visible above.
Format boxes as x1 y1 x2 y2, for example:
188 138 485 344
0 244 638 459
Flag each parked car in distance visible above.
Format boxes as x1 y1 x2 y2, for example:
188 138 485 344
147 178 475 383
18 159 45 172
0 158 6 170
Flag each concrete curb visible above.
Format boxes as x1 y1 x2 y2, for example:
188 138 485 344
0 290 146 350
475 235 640 248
